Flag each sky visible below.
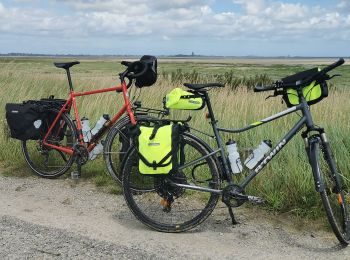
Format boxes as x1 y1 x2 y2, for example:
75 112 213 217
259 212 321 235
0 0 349 56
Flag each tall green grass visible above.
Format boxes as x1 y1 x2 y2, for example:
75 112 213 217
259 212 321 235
1 58 349 218
162 69 272 90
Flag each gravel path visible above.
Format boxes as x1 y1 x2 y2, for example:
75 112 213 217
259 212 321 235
1 175 349 259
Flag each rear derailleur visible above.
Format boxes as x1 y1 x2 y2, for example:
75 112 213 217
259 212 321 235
155 171 187 213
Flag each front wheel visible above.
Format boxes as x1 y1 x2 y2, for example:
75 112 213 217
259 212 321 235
122 132 220 233
310 135 350 245
104 115 159 184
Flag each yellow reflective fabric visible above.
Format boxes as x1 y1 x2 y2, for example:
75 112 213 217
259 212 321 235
138 124 173 174
286 81 322 106
165 88 203 110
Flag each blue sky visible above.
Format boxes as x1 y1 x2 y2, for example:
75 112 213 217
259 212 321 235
0 0 349 56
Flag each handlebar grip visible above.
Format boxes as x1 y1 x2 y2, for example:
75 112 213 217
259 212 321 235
121 61 132 67
321 58 345 74
253 85 276 92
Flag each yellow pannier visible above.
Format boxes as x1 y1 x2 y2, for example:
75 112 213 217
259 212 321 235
138 123 180 175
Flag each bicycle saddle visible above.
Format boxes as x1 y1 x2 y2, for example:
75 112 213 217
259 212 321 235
183 83 225 90
54 61 80 70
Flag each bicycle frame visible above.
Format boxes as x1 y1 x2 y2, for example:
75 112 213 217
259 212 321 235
42 81 136 156
175 88 323 193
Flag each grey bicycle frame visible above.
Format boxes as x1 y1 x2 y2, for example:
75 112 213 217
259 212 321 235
175 88 319 193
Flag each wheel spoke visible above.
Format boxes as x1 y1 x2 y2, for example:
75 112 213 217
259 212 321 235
22 109 76 178
122 133 220 232
315 139 350 244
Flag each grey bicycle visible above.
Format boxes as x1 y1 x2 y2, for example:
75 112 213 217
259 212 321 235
121 59 349 245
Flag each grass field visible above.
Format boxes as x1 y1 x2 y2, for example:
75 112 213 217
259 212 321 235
1 57 349 219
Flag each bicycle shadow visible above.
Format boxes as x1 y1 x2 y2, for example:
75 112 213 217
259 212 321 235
112 204 349 255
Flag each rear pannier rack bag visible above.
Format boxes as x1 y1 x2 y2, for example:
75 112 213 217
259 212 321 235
137 123 180 175
164 88 205 110
135 55 157 88
5 97 66 141
281 68 328 108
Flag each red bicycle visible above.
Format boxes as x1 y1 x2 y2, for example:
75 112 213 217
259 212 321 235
21 56 158 179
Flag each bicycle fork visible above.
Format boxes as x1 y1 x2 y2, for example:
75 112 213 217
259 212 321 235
305 135 325 193
304 129 340 193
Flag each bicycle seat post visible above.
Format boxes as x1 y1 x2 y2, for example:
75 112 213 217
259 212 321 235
53 61 80 92
65 68 74 91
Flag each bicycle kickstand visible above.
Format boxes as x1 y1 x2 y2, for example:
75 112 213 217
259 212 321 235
222 187 239 225
227 204 239 225
71 158 82 180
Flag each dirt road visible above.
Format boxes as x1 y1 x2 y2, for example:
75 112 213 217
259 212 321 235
0 175 349 259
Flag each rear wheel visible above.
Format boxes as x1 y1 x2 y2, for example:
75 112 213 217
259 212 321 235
122 133 220 232
312 136 350 245
21 109 77 178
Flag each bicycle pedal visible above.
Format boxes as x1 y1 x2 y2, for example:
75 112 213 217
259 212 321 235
71 171 80 180
247 195 266 205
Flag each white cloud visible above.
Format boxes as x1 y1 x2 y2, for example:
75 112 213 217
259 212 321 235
234 0 265 15
0 0 349 43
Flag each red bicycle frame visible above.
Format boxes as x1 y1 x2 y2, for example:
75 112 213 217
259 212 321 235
42 81 136 155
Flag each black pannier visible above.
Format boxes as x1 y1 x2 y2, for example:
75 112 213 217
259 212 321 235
5 102 44 141
5 97 67 141
135 55 157 88
36 98 67 141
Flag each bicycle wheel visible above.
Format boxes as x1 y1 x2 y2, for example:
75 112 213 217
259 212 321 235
104 115 157 184
312 136 350 245
21 109 77 178
122 132 220 232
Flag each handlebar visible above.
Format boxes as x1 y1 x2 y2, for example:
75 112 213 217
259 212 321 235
129 61 148 79
253 58 345 92
253 84 277 92
120 60 148 79
320 58 344 74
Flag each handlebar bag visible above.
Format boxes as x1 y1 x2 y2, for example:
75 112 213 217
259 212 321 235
135 55 157 88
137 123 180 175
282 80 328 108
164 88 205 110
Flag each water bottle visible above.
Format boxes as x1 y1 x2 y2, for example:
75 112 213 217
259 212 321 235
81 117 91 142
226 139 242 174
89 142 103 160
244 140 272 169
91 114 110 137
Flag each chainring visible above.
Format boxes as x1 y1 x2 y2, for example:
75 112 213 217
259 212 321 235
222 184 246 208
74 144 89 165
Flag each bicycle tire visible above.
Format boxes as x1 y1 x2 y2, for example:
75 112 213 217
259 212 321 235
311 136 350 245
122 132 220 232
103 114 158 184
21 109 77 178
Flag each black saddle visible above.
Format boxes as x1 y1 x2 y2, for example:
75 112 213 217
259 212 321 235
54 61 80 70
183 83 225 90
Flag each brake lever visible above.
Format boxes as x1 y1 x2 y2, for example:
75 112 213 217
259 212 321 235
265 94 275 100
328 74 341 80
265 89 284 100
